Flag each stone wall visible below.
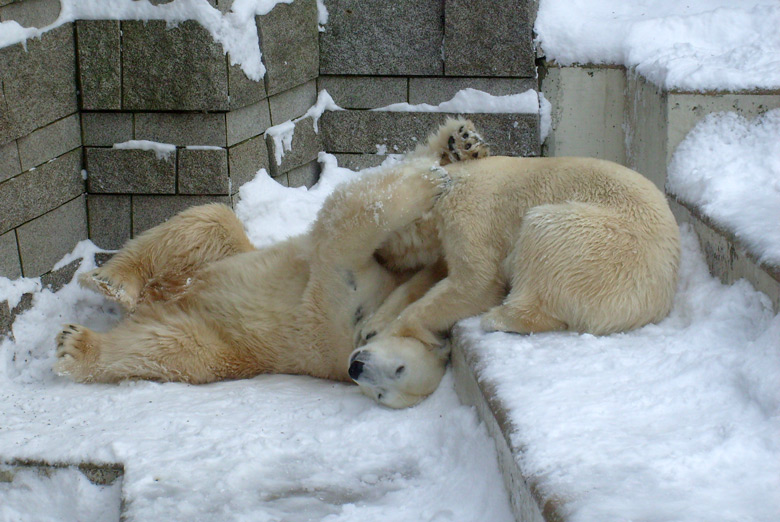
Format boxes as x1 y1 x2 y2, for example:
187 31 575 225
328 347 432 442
318 0 539 169
0 0 539 283
1 21 81 279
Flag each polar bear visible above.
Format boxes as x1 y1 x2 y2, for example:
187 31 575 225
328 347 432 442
54 119 486 408
349 141 681 407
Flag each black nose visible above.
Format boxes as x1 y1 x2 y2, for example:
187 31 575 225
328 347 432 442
348 360 364 380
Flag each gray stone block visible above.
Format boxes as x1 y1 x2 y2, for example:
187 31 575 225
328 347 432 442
266 116 323 176
76 20 121 110
17 196 87 277
122 20 229 111
135 112 227 147
0 0 60 27
409 77 538 105
269 172 289 187
256 0 319 96
286 160 319 188
320 0 444 75
0 301 10 338
87 194 131 250
228 134 269 194
86 147 176 194
17 113 80 171
320 110 540 157
81 112 133 147
41 258 81 293
132 195 231 236
226 99 271 146
333 153 387 172
0 24 77 144
318 76 407 109
444 0 535 77
268 80 317 125
178 148 229 194
228 61 266 110
0 148 83 234
0 230 21 279
0 140 20 183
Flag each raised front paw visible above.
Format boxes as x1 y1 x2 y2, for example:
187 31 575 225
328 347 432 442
54 324 98 382
444 120 490 164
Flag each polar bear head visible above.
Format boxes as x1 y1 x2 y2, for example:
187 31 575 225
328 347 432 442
348 336 450 408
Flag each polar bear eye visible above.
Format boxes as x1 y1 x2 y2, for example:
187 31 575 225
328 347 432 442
395 365 405 377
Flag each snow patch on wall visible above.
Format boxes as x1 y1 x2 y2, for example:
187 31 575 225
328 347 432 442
113 140 176 161
375 88 541 114
0 0 300 81
265 89 342 165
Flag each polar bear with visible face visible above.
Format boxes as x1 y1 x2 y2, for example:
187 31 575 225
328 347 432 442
55 119 487 409
349 132 680 407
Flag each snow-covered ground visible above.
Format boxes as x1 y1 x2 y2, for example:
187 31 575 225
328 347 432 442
535 0 780 91
667 109 780 266
0 157 514 522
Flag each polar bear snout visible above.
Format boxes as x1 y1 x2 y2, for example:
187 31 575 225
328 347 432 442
348 337 447 409
348 356 365 380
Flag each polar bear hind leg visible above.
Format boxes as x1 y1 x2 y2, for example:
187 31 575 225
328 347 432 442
80 204 254 311
55 303 249 384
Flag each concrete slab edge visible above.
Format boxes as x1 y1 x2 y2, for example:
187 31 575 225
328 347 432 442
451 326 564 522
669 196 780 311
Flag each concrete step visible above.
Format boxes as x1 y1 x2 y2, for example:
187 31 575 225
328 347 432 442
669 197 780 311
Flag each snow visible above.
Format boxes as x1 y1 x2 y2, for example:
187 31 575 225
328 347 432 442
0 467 122 522
113 140 176 161
0 155 514 521
0 0 298 81
265 90 342 165
667 109 780 266
376 88 541 115
459 227 780 521
535 0 780 91
185 145 224 151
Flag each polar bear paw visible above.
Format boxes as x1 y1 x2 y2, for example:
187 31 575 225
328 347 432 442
79 268 138 311
443 121 490 165
54 324 97 381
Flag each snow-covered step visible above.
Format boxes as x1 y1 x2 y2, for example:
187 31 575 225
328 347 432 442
451 227 780 521
541 66 780 190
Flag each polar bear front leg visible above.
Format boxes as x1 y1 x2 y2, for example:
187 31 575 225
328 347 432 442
419 118 490 165
311 163 449 266
357 259 447 346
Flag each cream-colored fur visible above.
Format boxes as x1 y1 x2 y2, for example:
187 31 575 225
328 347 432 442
393 156 679 338
55 119 485 408
351 150 680 407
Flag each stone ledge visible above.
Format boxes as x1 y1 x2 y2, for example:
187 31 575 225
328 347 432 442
320 110 540 157
669 196 780 310
451 326 564 522
0 459 124 486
